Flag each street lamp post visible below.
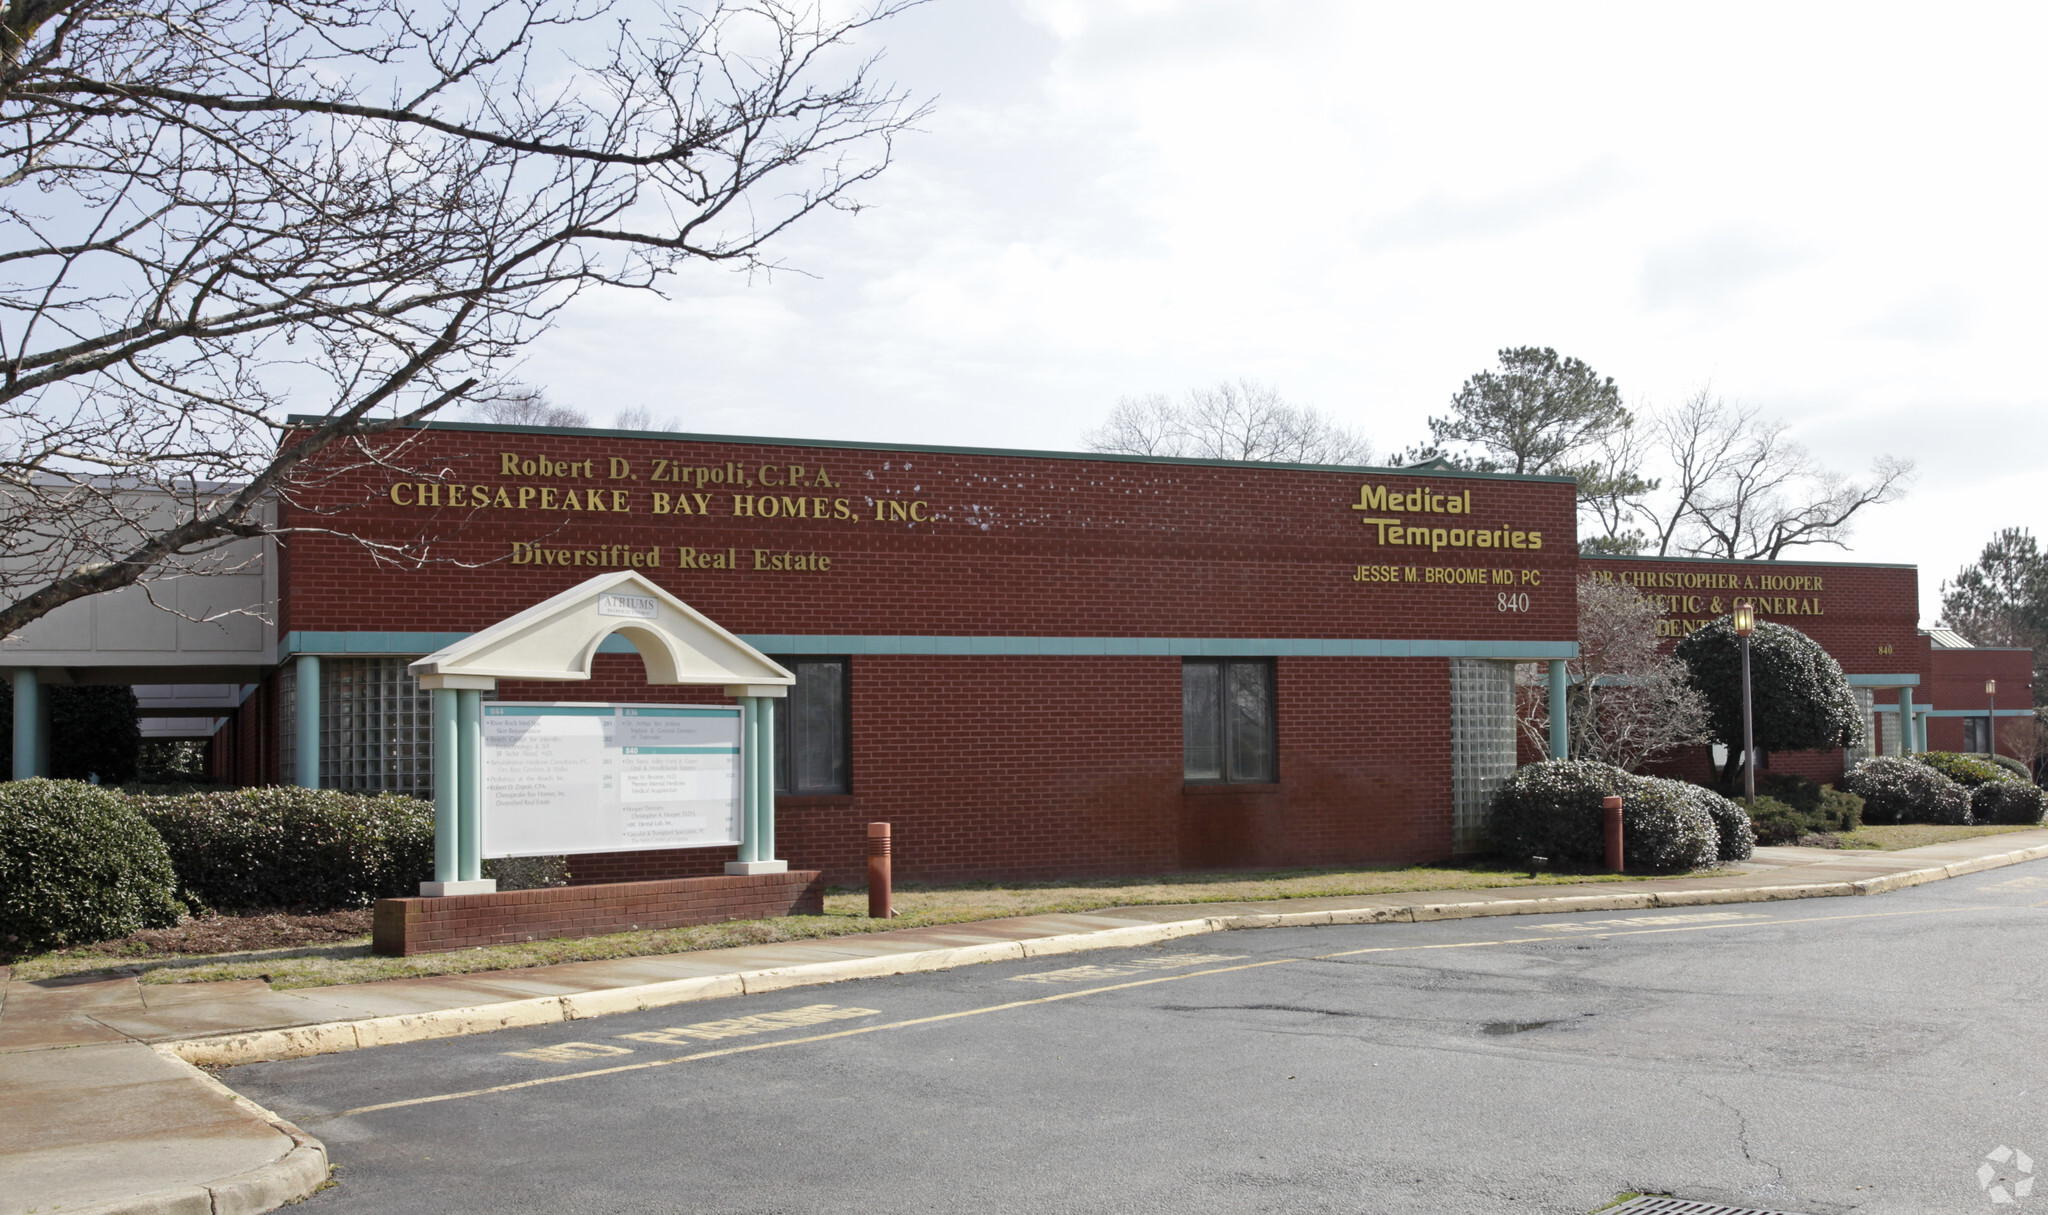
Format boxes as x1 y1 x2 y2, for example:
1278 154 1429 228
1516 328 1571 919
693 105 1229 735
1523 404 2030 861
1986 679 1998 756
1733 600 1757 808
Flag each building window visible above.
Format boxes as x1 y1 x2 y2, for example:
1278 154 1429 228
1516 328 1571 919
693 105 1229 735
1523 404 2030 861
773 658 849 795
1449 660 1517 853
1183 659 1275 783
278 657 444 797
1963 716 1991 754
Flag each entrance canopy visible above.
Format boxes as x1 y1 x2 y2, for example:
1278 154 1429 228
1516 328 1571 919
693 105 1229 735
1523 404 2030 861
407 571 792 693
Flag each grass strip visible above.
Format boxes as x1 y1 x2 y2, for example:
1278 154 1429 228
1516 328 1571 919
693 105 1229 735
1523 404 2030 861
10 860 1699 990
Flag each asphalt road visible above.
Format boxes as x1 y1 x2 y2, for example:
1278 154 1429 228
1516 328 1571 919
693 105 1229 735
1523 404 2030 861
227 864 2048 1215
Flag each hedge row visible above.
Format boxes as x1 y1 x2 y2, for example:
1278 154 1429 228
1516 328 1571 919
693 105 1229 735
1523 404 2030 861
133 787 434 911
1487 761 1753 871
0 781 438 955
1847 755 2046 827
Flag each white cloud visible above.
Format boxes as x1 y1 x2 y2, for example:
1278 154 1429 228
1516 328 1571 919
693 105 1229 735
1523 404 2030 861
520 0 2048 621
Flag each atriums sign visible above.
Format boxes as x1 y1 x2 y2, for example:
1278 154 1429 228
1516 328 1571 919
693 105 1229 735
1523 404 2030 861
480 704 742 858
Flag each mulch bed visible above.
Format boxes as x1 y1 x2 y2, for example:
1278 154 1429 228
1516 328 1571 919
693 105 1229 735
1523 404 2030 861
67 910 374 957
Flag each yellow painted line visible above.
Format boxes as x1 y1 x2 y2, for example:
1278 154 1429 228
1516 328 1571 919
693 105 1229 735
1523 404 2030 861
312 900 2026 1121
313 958 1297 1121
1312 903 2011 959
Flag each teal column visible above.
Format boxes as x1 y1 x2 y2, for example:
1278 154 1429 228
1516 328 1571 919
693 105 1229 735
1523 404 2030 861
1547 659 1569 760
758 696 777 863
295 654 321 788
738 697 761 862
1898 687 1915 754
432 688 459 884
11 668 38 780
457 689 482 882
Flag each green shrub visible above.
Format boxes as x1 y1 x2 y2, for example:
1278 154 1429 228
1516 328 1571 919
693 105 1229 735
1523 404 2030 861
1487 760 1634 867
1819 785 1864 831
1755 773 1824 812
1746 795 1809 846
136 740 213 785
1645 777 1751 863
134 787 433 911
1676 619 1864 761
1486 761 1719 872
1972 782 2047 826
0 779 180 954
1915 751 2022 788
1989 754 2035 782
1846 757 1972 825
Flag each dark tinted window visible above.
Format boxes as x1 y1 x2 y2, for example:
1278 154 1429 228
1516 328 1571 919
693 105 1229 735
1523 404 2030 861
1183 659 1275 783
774 658 849 794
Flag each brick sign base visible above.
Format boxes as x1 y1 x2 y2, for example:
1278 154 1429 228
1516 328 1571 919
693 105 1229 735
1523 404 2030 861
371 871 826 957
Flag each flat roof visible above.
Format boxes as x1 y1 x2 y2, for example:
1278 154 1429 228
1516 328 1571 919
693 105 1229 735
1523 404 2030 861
290 416 1579 484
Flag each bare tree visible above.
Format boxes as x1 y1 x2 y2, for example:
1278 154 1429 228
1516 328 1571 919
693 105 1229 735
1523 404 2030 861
1085 380 1373 465
0 0 924 637
1584 389 1914 560
613 405 681 431
1517 576 1710 771
472 388 590 429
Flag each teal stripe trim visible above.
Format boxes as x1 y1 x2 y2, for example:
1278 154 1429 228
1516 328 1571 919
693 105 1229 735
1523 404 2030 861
282 630 1577 661
1925 708 2035 718
1845 673 1921 687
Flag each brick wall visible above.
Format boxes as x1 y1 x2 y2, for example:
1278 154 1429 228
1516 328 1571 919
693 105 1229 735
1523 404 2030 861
1580 555 1924 782
276 427 1581 642
564 653 1453 885
371 871 824 956
1922 646 2035 756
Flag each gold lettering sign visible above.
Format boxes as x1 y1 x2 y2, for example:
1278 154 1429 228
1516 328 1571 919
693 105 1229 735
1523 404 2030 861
1351 483 1543 553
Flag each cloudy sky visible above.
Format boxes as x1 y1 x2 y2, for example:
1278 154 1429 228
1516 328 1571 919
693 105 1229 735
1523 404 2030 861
519 1 2048 623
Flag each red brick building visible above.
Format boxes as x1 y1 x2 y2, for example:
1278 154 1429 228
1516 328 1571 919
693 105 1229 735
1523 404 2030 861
8 420 2027 883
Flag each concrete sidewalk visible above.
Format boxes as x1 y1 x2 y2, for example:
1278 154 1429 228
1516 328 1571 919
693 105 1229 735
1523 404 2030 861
7 829 2048 1215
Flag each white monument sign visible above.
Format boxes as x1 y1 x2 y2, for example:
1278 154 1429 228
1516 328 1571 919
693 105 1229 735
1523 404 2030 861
479 703 744 858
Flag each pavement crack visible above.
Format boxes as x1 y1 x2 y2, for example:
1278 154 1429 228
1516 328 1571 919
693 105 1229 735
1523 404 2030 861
1698 1083 1786 1189
1156 1003 1368 1018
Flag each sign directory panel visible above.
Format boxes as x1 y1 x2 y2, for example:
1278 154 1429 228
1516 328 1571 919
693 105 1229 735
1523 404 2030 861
479 703 743 859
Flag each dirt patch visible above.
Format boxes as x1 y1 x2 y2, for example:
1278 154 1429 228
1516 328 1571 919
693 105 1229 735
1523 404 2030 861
68 910 373 957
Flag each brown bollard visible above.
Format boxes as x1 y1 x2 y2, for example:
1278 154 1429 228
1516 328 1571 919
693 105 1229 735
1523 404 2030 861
867 822 894 919
1603 795 1624 872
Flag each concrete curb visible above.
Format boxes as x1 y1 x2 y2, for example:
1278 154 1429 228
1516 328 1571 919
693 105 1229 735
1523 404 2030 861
162 841 2048 1070
55 1049 331 1215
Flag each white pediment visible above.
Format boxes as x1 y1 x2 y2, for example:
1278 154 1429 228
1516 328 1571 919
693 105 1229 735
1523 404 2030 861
407 572 792 689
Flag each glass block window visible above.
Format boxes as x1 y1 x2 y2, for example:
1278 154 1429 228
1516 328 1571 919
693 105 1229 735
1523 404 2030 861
1449 659 1517 853
1183 659 1276 783
278 658 442 796
1845 688 1875 765
323 658 436 796
773 658 850 795
277 664 297 780
1879 705 1904 757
